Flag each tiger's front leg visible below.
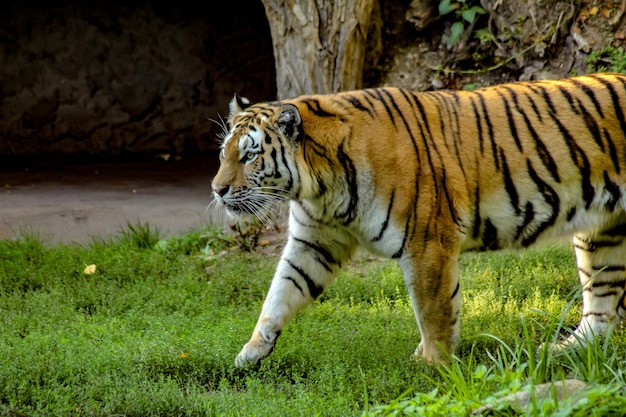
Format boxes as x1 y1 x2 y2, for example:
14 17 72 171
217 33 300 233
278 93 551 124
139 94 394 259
234 214 356 368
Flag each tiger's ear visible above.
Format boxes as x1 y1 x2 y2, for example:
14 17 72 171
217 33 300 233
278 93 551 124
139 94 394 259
228 93 251 125
276 104 303 143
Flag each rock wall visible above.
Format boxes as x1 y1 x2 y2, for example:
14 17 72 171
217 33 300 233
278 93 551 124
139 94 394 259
0 1 276 157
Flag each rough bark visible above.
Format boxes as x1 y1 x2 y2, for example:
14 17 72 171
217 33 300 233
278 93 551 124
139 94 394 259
262 0 378 99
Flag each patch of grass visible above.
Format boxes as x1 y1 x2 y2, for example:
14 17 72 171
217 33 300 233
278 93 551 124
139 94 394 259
586 46 626 73
1 226 625 416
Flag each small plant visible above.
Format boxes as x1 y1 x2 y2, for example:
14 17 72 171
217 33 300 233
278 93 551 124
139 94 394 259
229 218 266 251
155 226 232 257
586 46 626 73
438 0 486 48
118 220 161 249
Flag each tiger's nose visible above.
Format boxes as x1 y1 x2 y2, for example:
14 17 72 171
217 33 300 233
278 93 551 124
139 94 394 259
212 185 230 198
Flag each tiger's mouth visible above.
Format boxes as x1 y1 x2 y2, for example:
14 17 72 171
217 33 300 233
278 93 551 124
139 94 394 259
222 202 256 216
215 188 287 223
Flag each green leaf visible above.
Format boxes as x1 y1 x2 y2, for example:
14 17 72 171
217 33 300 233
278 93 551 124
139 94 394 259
447 21 465 48
462 5 485 23
439 0 457 15
155 239 169 251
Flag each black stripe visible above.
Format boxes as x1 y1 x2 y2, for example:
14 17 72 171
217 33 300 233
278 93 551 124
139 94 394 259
594 75 626 142
557 85 580 115
283 276 304 295
290 209 316 228
342 94 375 118
407 91 439 202
497 89 523 152
577 97 605 152
566 207 577 221
499 148 521 215
402 91 424 162
391 212 410 259
361 90 379 113
441 170 460 227
521 161 560 246
373 190 394 242
569 78 604 117
293 236 338 271
336 142 359 224
590 291 619 297
475 91 499 170
451 312 460 326
449 95 467 176
582 312 610 321
603 171 621 211
469 95 484 154
482 219 499 250
286 259 323 299
429 93 450 151
579 266 626 280
523 86 544 123
303 99 337 118
574 235 622 252
371 89 397 129
472 186 481 239
302 134 335 197
535 84 558 115
269 147 281 178
277 142 293 190
438 92 459 152
504 86 560 183
294 200 324 223
591 265 626 273
514 201 534 242
603 223 626 237
381 88 413 133
450 281 460 299
604 128 621 174
393 91 423 260
544 104 595 208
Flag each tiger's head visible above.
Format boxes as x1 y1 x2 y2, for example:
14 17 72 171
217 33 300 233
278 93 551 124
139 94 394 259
211 94 304 219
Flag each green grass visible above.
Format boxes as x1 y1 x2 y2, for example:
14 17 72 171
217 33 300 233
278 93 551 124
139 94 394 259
1 224 625 416
586 47 626 74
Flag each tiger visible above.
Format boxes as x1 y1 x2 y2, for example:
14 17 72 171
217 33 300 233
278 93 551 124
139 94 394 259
211 72 626 368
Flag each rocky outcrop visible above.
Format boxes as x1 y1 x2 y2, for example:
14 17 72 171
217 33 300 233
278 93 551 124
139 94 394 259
0 1 276 157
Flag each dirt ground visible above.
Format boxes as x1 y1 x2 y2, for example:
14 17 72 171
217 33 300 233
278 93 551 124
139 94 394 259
0 155 219 245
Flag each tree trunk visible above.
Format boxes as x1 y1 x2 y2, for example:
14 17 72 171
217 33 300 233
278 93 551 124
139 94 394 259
262 0 378 99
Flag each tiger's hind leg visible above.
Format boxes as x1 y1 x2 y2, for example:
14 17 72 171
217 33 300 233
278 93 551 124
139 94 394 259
399 239 462 364
564 220 626 348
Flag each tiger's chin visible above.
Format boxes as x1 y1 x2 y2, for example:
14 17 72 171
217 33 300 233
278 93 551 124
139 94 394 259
219 202 262 221
225 207 271 224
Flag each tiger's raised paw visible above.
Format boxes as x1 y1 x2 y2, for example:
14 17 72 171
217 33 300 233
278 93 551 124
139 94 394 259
234 341 274 369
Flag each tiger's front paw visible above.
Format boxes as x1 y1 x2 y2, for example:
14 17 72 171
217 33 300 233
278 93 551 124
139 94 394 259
234 345 262 368
233 338 276 368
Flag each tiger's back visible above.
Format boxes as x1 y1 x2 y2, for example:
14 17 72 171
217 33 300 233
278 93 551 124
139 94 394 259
212 73 626 367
